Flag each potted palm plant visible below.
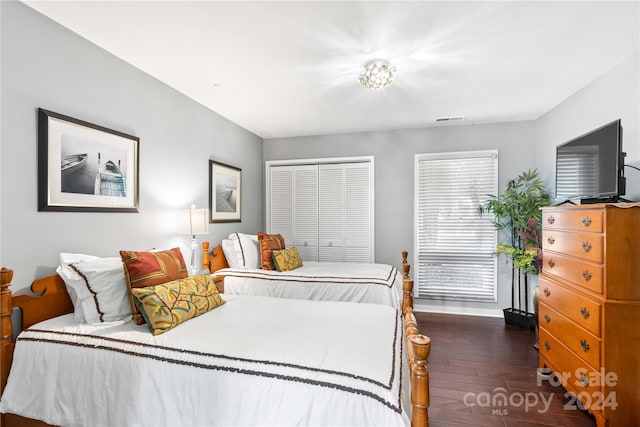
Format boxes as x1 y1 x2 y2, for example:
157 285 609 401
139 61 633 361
479 169 550 329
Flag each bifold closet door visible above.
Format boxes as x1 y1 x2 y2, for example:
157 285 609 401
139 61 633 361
269 161 373 264
268 165 318 261
318 162 372 263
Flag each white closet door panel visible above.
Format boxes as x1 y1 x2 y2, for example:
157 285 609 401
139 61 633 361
318 164 344 241
269 166 294 246
319 247 344 262
318 164 345 262
345 247 371 263
345 164 371 248
294 165 318 261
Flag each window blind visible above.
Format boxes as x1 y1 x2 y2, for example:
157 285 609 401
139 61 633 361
415 150 498 301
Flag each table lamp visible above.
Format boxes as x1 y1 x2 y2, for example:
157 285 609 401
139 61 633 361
178 204 209 275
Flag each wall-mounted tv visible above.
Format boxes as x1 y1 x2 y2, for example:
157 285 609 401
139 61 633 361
555 119 625 204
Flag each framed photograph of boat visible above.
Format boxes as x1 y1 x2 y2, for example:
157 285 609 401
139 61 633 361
209 160 241 223
38 108 139 212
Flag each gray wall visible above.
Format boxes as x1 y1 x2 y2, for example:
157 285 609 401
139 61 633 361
536 52 640 202
0 1 263 292
264 121 538 315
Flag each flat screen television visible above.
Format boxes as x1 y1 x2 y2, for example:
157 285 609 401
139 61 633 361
555 119 625 204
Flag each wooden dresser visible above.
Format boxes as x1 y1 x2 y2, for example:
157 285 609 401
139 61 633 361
539 204 640 426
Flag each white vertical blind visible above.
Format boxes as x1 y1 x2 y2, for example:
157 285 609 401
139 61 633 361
415 150 498 301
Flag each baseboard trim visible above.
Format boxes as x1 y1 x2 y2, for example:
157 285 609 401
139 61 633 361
413 304 503 318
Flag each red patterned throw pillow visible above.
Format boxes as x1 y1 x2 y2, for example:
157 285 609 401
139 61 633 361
120 247 188 324
257 232 285 270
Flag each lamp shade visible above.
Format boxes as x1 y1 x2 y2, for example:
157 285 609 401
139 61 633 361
178 207 209 235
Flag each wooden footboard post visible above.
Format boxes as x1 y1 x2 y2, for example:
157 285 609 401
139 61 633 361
203 241 210 272
409 334 431 427
1 268 15 396
402 250 410 279
401 252 430 427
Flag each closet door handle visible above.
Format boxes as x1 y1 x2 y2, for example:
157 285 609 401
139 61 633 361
581 216 592 227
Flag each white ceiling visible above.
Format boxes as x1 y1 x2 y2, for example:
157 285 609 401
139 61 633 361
23 1 639 139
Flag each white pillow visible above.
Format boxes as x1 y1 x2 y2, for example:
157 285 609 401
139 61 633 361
56 253 103 322
221 239 239 269
227 233 260 269
58 256 131 325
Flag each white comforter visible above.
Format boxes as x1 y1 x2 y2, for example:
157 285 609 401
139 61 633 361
218 261 403 309
1 294 410 427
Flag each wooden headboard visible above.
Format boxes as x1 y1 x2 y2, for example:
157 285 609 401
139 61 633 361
202 241 229 273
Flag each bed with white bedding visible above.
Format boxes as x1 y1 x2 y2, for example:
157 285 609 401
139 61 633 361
0 264 430 427
217 261 403 308
203 235 407 309
1 295 408 426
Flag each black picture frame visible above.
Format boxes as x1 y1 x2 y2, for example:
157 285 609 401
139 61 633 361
209 160 241 223
38 108 139 213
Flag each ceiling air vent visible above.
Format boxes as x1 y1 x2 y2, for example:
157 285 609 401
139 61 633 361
435 116 465 122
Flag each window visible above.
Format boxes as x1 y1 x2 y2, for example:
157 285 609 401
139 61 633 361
414 150 498 301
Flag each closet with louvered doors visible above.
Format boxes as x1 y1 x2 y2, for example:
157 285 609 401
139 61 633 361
266 158 374 263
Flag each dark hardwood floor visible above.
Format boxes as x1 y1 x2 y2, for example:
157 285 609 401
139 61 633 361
415 312 597 427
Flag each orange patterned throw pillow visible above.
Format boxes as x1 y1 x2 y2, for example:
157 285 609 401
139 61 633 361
272 247 303 272
131 274 225 335
120 247 188 324
257 232 285 270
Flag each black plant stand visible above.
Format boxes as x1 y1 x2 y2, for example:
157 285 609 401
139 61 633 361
503 267 536 330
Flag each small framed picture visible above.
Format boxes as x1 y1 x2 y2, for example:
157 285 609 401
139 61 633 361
38 108 139 212
209 160 241 223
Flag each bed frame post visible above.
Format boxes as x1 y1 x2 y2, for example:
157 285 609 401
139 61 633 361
1 267 15 397
402 250 410 279
202 241 210 272
401 256 430 427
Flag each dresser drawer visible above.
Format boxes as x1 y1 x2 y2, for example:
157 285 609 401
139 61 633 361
542 252 603 294
538 303 601 370
542 230 603 263
542 209 603 232
538 277 602 337
539 330 602 416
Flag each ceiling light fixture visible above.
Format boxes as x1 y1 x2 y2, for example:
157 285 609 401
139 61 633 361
359 59 396 90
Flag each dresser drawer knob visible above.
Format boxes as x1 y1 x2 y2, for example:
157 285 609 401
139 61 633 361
547 236 555 245
580 339 590 352
582 241 592 252
543 288 551 297
581 216 592 227
547 215 555 225
543 314 551 323
547 259 555 268
580 374 590 387
580 307 590 319
582 270 592 281
543 341 550 351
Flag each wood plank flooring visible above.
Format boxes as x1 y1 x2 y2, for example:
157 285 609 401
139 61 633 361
415 312 597 427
